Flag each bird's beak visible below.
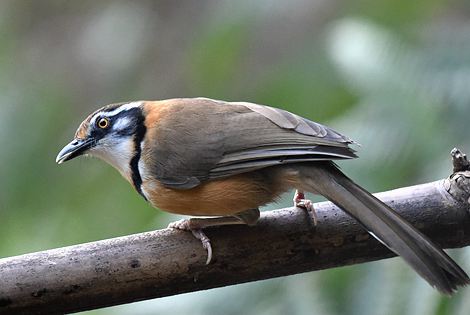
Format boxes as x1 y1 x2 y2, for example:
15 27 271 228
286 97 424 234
56 138 94 164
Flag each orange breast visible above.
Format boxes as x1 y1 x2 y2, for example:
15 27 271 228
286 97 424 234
142 171 290 216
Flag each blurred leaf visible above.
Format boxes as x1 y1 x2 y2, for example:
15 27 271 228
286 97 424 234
188 17 251 97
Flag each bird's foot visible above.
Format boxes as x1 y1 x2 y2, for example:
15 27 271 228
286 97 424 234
168 219 213 265
293 190 317 226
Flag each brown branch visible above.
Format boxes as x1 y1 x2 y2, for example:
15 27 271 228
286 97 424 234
1 150 470 314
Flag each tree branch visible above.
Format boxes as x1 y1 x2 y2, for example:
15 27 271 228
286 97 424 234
1 150 470 314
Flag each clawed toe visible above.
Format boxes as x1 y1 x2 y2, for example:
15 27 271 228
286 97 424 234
167 214 251 264
168 219 213 264
167 218 190 230
191 229 212 264
293 190 318 226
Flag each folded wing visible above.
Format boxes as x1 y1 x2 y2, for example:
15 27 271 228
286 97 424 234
148 98 357 189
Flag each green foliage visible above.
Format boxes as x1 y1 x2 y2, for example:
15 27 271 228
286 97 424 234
188 18 252 97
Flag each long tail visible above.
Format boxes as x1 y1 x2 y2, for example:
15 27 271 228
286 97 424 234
292 162 469 294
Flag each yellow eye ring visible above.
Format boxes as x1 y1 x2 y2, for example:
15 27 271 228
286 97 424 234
97 117 110 129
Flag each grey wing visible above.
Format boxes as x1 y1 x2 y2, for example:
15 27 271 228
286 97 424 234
150 98 357 189
207 100 357 179
210 144 356 178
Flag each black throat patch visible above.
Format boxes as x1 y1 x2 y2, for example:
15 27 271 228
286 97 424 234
129 110 147 201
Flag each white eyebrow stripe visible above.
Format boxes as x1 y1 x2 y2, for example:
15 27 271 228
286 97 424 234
89 101 143 127
105 101 143 117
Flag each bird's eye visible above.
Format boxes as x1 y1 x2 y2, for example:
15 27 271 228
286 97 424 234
97 117 110 129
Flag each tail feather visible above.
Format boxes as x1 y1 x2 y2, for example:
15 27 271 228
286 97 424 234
295 162 469 294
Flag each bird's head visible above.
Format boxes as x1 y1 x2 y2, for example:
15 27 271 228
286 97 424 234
56 101 146 180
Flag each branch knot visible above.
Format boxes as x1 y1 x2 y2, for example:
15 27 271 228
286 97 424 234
447 148 470 208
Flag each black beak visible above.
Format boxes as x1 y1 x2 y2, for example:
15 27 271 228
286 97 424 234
56 138 94 164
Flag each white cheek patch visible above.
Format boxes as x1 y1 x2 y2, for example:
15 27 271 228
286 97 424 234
90 137 135 181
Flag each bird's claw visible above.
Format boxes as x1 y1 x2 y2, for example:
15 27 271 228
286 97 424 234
168 218 190 230
191 229 212 265
293 190 318 226
168 219 213 264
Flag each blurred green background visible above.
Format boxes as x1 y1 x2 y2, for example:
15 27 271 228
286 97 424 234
1 1 470 314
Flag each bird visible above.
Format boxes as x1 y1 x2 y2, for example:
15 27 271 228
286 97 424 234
56 97 469 294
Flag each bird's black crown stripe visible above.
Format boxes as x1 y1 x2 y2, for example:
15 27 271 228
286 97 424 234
129 108 147 201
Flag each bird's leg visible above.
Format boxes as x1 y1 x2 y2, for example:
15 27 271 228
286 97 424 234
168 209 260 264
293 189 317 226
